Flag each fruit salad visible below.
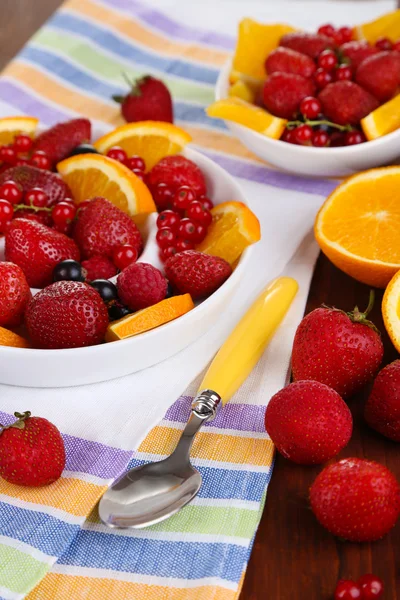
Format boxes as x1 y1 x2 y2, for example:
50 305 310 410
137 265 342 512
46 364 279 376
0 117 260 350
208 11 400 146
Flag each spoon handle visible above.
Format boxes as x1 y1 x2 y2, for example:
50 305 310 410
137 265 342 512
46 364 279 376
198 277 298 405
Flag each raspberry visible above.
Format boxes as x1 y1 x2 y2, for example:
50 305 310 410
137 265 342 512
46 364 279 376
117 263 167 311
81 256 117 282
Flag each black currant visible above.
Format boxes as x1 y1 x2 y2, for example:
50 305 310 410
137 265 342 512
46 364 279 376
68 144 99 158
90 279 118 303
166 281 174 298
108 302 131 321
53 259 85 282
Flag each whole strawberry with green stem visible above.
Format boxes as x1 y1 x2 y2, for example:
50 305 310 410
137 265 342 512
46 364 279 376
292 291 383 398
0 411 65 486
113 74 173 123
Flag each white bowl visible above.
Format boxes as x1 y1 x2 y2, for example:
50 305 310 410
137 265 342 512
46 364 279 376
0 147 253 388
216 59 400 178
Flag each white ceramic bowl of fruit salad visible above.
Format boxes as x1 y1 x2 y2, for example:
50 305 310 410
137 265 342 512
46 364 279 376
214 18 400 178
0 137 257 388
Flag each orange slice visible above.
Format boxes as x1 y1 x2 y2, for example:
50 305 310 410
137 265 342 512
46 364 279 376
361 94 400 140
232 18 296 82
106 294 194 341
196 201 261 265
207 98 287 139
57 154 156 216
315 167 400 288
228 80 256 104
0 326 30 349
355 10 400 43
0 116 38 145
382 269 400 352
93 121 192 171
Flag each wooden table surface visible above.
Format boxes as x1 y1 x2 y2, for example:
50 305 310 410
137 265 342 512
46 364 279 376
1 2 399 599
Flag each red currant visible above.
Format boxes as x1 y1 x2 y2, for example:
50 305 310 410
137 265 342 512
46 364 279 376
132 169 145 181
335 64 353 81
281 129 297 144
156 227 177 249
0 180 23 204
156 209 180 230
161 246 177 260
317 24 335 38
330 131 347 147
14 134 33 153
106 146 127 163
337 26 353 43
198 196 213 211
0 199 14 225
176 239 194 252
53 222 71 235
312 130 330 147
153 183 173 210
195 207 212 227
52 202 77 227
357 574 384 599
300 96 322 120
345 130 366 145
112 244 138 270
193 223 207 243
334 580 361 600
318 49 338 71
172 186 196 213
30 151 51 170
0 145 17 165
186 200 206 223
15 158 30 166
77 199 92 213
124 156 146 171
25 187 49 208
375 36 392 51
393 39 400 52
178 218 198 242
294 124 313 145
314 68 333 89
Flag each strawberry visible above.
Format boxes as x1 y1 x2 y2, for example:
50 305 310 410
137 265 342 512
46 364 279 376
0 165 71 207
265 47 317 78
310 458 400 542
262 72 316 119
26 281 109 349
5 218 80 288
292 293 384 398
340 40 379 69
73 197 142 260
146 155 207 198
32 118 91 166
0 262 31 328
280 32 335 59
81 255 117 282
165 250 232 300
113 75 173 123
365 360 400 441
356 51 400 102
265 381 352 465
0 410 65 486
318 81 379 125
117 263 167 311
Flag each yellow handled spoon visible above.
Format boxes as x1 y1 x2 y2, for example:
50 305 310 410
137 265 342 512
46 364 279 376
99 277 298 529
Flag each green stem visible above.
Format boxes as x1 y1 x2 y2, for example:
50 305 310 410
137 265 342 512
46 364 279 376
14 203 52 213
287 119 352 132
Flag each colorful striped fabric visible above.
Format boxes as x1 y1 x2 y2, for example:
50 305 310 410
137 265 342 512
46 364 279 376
0 1 319 598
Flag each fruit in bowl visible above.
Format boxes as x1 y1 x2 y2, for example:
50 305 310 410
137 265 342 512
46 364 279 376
0 117 261 364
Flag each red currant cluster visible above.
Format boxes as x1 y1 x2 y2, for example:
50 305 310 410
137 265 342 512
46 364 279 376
0 134 51 170
106 146 146 180
154 186 213 260
334 573 384 600
317 24 353 46
374 36 400 52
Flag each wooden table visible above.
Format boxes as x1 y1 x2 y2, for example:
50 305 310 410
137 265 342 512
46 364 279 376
1 2 399 598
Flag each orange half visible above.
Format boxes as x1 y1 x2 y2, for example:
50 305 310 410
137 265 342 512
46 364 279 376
0 327 30 348
382 269 400 352
196 201 261 265
0 116 38 145
106 294 194 341
57 154 156 216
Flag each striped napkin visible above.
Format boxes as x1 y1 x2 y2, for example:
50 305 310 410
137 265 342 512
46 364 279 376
0 0 363 598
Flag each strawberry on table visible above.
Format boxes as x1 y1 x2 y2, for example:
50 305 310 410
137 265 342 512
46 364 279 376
146 155 207 199
280 32 335 59
5 218 80 288
262 72 316 119
113 75 173 123
0 165 71 207
32 118 92 166
0 411 65 486
319 81 379 125
291 292 384 398
0 262 31 328
364 360 400 441
265 47 317 78
356 51 400 102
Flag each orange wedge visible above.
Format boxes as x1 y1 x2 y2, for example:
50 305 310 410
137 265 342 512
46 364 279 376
0 116 38 145
315 167 400 288
382 269 400 352
106 294 194 341
196 201 261 265
207 98 287 139
355 10 400 43
228 80 256 104
361 94 400 140
57 154 156 216
93 122 192 171
232 18 296 82
0 326 30 349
